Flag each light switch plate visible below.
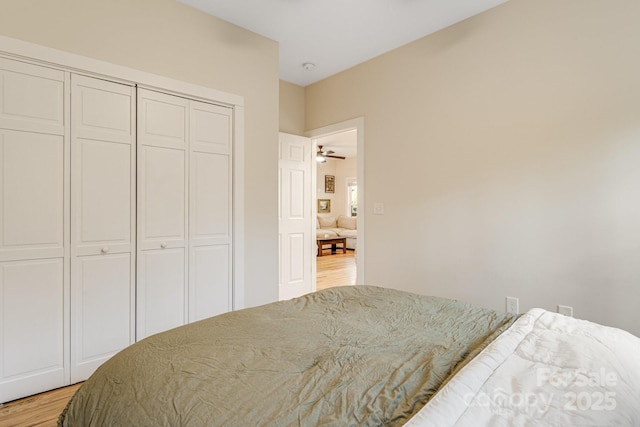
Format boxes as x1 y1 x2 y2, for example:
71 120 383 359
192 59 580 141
373 202 384 215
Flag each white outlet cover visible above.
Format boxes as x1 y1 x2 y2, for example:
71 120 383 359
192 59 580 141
373 202 384 215
558 305 574 317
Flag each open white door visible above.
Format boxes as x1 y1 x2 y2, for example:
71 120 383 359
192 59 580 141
279 133 314 300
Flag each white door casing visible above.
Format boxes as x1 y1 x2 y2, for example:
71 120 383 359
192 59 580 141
278 133 314 300
0 58 70 403
70 74 136 382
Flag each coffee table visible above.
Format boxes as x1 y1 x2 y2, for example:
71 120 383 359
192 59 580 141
316 236 347 256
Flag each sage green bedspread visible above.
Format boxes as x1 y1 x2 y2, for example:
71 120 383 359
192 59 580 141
59 286 516 427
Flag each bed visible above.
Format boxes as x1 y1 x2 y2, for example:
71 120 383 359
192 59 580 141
58 286 640 426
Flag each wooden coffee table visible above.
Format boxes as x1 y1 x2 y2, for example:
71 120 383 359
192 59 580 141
316 236 347 256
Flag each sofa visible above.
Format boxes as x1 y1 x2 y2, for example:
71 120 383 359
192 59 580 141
316 214 357 250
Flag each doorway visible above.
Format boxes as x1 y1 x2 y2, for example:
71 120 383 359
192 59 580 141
307 118 365 287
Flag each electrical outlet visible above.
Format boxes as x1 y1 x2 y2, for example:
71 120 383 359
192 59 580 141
373 202 385 215
506 296 519 314
558 305 573 317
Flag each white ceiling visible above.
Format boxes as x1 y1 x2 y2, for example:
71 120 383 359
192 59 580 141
178 0 508 87
316 130 358 159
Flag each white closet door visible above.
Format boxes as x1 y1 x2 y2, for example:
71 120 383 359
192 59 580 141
70 75 135 382
137 89 188 339
189 101 232 321
0 59 69 403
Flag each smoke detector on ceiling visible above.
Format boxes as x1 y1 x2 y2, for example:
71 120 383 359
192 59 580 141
302 62 316 71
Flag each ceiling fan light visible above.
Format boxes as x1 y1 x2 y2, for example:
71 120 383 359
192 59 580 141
316 154 326 163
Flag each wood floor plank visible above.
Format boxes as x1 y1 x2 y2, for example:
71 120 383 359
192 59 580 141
316 249 356 291
0 383 82 427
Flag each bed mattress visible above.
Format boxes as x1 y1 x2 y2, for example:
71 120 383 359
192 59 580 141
59 286 516 426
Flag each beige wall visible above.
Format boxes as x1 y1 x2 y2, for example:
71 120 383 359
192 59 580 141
305 0 640 335
0 0 280 307
317 158 357 218
279 80 305 135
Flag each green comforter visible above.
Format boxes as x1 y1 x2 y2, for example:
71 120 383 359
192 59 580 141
59 286 516 426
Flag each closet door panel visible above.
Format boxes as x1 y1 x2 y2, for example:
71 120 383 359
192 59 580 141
138 89 187 150
137 88 188 339
0 58 69 403
72 76 132 144
187 100 232 322
190 101 231 154
0 259 65 402
138 145 186 248
190 152 230 245
0 130 64 261
189 245 230 322
137 249 186 338
73 139 131 255
71 254 132 382
70 75 135 382
0 58 65 135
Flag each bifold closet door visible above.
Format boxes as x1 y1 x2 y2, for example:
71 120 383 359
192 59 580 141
137 89 188 340
70 75 136 382
0 59 69 402
188 101 232 321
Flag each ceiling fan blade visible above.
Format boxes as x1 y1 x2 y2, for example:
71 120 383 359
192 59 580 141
326 154 346 159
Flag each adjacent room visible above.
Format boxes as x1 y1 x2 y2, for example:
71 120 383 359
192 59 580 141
1 0 639 425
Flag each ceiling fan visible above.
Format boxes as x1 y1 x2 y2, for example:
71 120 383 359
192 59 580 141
316 145 345 162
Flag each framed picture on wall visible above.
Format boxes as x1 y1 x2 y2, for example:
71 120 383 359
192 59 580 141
325 175 335 193
318 199 331 213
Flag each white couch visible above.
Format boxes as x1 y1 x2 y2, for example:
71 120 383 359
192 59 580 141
316 214 357 250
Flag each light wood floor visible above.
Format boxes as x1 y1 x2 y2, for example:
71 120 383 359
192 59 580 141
316 248 356 291
0 251 357 425
0 382 82 427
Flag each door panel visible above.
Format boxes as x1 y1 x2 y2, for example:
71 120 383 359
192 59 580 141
189 245 230 322
0 58 65 135
137 89 188 339
73 139 131 253
72 75 132 144
0 259 65 402
190 101 231 154
0 58 69 403
71 254 132 382
70 75 135 381
139 145 186 247
137 249 186 339
138 89 187 150
0 130 64 261
190 152 230 244
278 133 313 300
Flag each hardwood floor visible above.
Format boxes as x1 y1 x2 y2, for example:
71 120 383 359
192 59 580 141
0 383 82 427
316 249 356 291
1 251 357 426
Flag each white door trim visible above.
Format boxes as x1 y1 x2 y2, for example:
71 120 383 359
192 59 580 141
306 117 365 285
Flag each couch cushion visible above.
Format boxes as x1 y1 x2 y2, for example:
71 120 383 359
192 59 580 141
316 229 339 238
338 229 357 238
318 214 337 228
337 215 357 230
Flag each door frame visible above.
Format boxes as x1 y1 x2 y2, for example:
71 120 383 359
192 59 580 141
306 117 365 285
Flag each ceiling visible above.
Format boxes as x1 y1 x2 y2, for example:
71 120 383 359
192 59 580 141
178 0 509 87
316 130 358 159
